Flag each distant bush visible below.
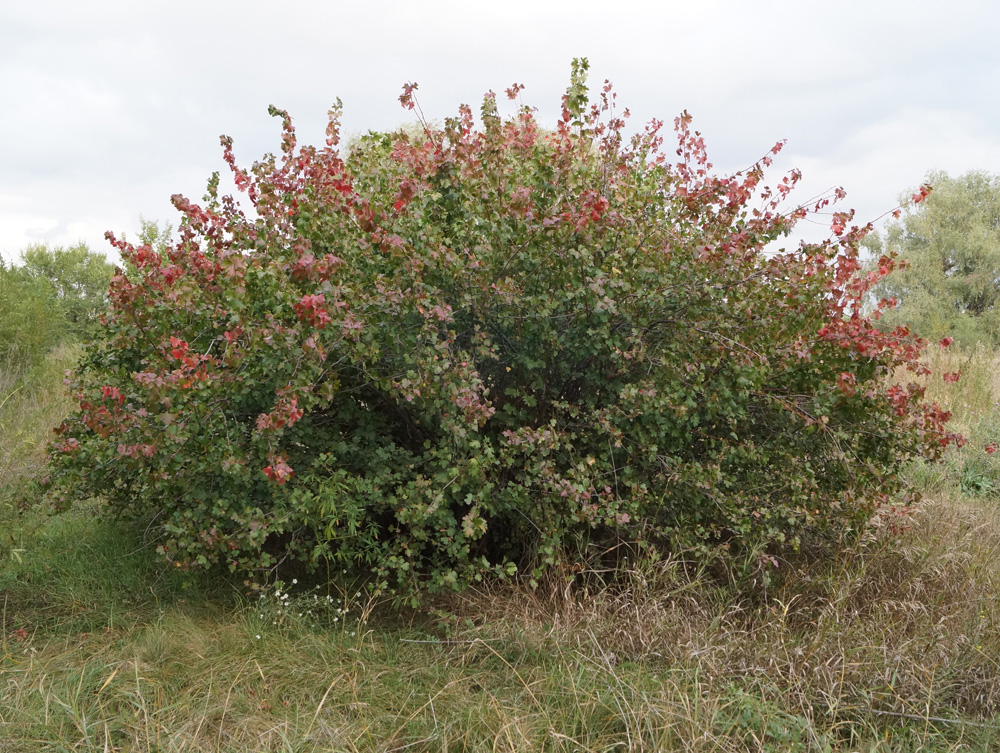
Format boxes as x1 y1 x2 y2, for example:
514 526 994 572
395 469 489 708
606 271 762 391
870 170 1000 348
0 242 114 381
45 61 960 599
0 260 62 378
904 342 1000 497
0 343 79 508
18 242 115 343
0 242 111 504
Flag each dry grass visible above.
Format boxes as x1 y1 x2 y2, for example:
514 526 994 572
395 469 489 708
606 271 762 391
898 343 1000 499
4 493 1000 751
435 492 1000 749
917 344 1000 430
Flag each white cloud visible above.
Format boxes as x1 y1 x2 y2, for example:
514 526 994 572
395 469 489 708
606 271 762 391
769 107 1000 250
2 0 999 261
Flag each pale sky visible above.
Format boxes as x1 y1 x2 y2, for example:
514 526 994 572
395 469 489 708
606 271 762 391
3 0 998 262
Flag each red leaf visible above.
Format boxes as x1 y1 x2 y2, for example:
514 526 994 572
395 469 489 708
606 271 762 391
262 454 294 484
912 184 932 204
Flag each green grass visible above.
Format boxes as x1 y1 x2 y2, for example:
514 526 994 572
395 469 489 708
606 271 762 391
0 345 79 509
4 348 1000 751
904 343 1000 497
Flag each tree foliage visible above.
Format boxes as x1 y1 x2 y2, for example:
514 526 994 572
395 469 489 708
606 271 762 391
18 242 115 342
44 62 960 598
872 170 1000 346
0 260 61 374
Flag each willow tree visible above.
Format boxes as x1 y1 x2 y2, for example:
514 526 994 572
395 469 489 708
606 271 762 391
873 170 1000 346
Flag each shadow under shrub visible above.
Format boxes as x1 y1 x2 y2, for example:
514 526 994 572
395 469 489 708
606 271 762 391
44 60 959 601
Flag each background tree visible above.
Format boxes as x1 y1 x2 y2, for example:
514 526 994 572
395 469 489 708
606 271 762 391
18 242 115 342
872 170 1000 346
0 260 61 375
133 216 174 256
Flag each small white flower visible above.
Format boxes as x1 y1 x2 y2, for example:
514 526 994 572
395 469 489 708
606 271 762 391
256 635 261 640
292 579 298 585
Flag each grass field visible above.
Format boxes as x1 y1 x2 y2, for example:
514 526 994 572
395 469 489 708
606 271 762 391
3 347 1000 751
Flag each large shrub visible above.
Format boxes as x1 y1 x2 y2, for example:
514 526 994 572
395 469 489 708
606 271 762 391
45 62 960 596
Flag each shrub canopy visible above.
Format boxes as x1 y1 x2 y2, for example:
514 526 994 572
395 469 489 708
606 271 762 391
46 61 960 597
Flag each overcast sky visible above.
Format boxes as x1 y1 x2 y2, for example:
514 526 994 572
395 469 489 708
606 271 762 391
2 0 998 263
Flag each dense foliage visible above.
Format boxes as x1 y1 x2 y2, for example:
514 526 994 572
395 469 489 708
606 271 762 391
1 243 113 384
45 62 960 597
0 261 60 375
871 170 1000 347
18 242 116 342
